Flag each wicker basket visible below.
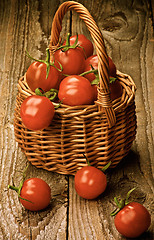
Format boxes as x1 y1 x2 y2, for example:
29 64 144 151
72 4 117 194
14 1 137 175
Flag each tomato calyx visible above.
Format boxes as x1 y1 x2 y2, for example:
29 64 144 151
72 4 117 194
8 164 33 203
56 33 84 53
35 88 62 109
81 67 117 86
111 188 136 216
35 87 58 101
26 48 62 79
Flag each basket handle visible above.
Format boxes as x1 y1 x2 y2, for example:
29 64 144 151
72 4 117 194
49 1 116 127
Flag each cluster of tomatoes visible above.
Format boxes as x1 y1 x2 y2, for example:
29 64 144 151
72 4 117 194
20 33 122 131
13 34 151 238
8 157 151 238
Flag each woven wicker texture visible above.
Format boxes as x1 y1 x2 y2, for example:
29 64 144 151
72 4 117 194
14 1 137 175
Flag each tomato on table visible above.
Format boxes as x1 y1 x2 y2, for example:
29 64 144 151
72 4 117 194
111 188 151 238
20 178 51 211
58 75 94 106
8 176 51 211
114 202 151 238
75 156 111 199
75 165 107 199
20 95 55 130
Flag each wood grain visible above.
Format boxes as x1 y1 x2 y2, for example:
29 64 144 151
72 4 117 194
0 0 68 239
0 0 153 239
68 0 154 239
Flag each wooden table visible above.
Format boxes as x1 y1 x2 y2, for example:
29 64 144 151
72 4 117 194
0 0 153 239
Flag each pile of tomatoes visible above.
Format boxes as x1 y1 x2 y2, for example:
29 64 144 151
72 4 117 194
20 33 122 131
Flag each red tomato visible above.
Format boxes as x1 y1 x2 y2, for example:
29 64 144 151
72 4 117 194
20 178 51 211
114 202 151 238
109 79 123 100
58 75 94 106
26 61 60 92
63 34 94 58
20 95 55 130
84 55 116 82
54 48 85 77
91 80 122 102
83 55 98 81
91 84 98 101
75 166 107 199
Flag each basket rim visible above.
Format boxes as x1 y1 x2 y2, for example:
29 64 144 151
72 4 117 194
17 70 136 119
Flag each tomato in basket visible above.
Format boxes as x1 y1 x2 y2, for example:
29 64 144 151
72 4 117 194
26 48 60 92
20 95 55 130
75 155 111 199
111 188 151 238
53 33 86 78
58 75 94 106
83 55 117 81
81 55 123 101
63 34 94 58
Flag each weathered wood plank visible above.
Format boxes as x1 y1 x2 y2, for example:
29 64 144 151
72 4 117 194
0 0 68 239
68 0 154 239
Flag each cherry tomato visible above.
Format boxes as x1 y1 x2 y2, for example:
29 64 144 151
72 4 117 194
83 55 98 81
84 55 117 82
109 79 123 100
26 62 60 92
83 55 122 101
75 166 107 199
58 75 94 106
54 48 85 76
20 95 55 130
91 80 123 101
64 34 94 58
114 202 151 238
20 178 51 211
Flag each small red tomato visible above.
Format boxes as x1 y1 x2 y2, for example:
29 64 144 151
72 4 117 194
54 48 85 76
20 178 51 211
114 202 151 238
26 62 60 92
84 55 117 82
75 166 107 199
58 75 94 106
91 79 123 102
64 34 94 58
20 95 55 130
83 55 98 81
109 78 123 100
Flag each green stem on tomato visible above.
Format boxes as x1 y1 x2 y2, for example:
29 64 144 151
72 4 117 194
125 187 136 205
8 185 19 192
83 153 91 166
25 48 62 79
110 188 136 216
79 68 98 77
35 88 58 102
56 33 80 52
101 161 112 172
8 164 33 203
